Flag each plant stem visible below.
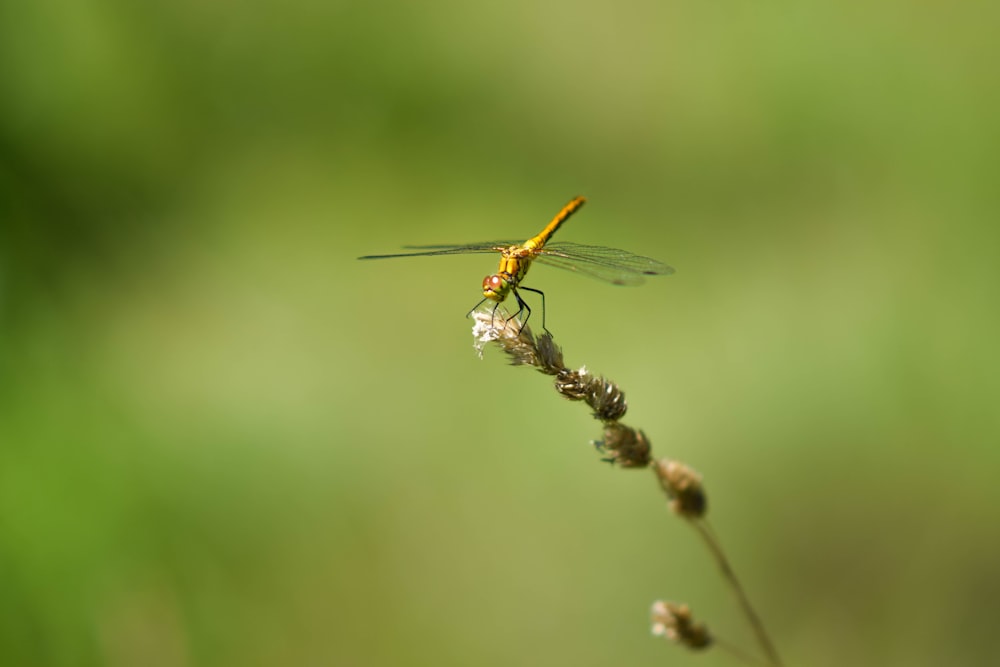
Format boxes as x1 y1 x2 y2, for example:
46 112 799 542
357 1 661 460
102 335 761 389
690 519 783 667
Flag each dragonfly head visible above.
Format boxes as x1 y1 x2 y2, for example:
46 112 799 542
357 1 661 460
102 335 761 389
482 274 511 302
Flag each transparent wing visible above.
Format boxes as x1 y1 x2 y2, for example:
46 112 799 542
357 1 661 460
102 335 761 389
358 241 519 260
533 242 674 286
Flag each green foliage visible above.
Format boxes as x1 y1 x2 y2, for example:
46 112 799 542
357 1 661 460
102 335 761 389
2 1 999 665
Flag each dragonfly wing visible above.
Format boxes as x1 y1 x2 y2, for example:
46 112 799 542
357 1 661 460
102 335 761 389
533 254 649 285
533 242 674 285
358 241 516 260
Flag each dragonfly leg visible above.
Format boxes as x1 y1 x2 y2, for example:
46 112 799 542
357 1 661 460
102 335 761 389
517 286 548 334
466 296 521 331
492 301 505 328
466 297 489 320
507 289 529 332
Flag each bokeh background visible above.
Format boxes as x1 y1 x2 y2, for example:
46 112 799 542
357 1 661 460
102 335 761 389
2 1 999 666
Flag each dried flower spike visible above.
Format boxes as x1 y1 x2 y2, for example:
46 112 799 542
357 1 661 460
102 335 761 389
652 458 707 518
553 367 628 421
594 423 651 468
472 307 534 361
651 600 712 650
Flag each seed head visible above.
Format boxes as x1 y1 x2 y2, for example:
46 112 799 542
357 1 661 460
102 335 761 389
650 600 712 650
652 459 707 518
594 423 651 468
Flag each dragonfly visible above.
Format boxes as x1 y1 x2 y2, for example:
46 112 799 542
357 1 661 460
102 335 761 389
358 196 674 330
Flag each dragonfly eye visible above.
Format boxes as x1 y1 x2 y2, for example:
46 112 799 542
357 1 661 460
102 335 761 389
482 274 508 301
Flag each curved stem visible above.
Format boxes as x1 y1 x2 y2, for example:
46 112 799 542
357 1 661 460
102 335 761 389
690 519 783 667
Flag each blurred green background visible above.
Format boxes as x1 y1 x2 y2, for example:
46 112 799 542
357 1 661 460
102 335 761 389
2 1 999 666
